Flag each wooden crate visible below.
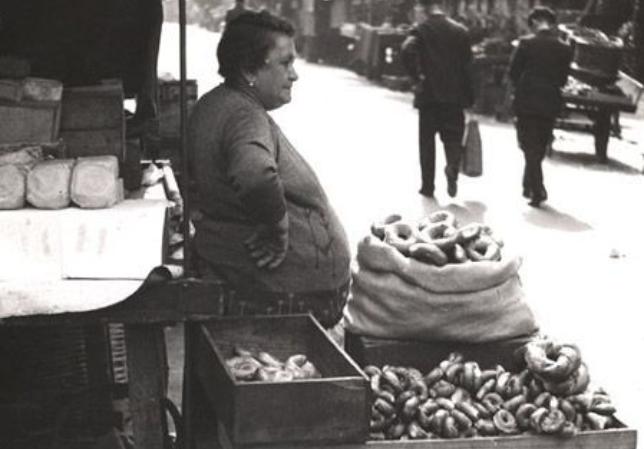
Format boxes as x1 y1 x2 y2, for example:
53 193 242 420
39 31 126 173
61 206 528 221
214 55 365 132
0 99 61 144
60 84 124 130
59 84 125 161
59 128 125 160
193 314 370 447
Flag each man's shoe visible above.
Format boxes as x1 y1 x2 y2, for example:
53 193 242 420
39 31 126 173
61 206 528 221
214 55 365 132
528 194 545 207
447 177 458 198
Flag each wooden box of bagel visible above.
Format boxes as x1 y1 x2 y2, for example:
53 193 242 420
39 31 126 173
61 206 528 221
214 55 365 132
343 334 636 449
192 314 370 447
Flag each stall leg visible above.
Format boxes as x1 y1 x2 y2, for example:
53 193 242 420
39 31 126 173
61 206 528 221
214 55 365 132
594 108 611 163
182 322 197 449
125 325 168 449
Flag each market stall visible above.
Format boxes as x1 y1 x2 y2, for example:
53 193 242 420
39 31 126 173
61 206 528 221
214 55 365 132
0 0 203 447
182 211 637 449
556 24 644 162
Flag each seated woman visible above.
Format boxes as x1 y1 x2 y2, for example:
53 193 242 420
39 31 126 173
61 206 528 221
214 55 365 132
188 10 351 329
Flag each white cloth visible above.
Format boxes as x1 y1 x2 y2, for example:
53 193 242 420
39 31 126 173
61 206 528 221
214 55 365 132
0 199 169 318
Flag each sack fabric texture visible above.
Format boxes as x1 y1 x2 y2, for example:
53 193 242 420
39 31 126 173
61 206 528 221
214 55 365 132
343 236 538 343
461 118 483 177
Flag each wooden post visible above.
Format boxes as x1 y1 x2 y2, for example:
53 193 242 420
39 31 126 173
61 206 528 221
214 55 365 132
125 325 167 449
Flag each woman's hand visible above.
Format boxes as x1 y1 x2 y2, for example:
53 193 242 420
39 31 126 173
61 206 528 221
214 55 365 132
244 214 289 269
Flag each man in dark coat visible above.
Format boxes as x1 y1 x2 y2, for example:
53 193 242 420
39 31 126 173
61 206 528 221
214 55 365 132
509 6 573 207
401 0 474 198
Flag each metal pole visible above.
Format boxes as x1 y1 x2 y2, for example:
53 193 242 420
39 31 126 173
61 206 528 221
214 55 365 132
179 0 192 276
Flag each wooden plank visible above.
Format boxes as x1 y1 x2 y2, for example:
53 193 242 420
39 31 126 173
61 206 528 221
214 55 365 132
125 324 167 449
217 423 636 449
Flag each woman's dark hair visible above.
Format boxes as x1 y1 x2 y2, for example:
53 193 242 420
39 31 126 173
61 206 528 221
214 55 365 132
217 10 295 81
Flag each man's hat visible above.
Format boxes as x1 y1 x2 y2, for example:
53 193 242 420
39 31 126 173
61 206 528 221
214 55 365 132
528 6 557 26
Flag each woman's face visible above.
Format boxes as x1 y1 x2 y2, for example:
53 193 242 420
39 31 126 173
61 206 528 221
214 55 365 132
253 34 298 110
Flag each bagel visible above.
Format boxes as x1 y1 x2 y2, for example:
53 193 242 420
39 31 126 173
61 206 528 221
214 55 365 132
417 222 459 250
443 415 460 439
482 392 504 414
540 409 566 435
493 409 519 435
526 340 585 387
451 408 473 432
383 221 418 255
371 213 403 240
465 235 501 262
409 242 449 266
538 344 582 381
475 419 498 436
524 339 557 374
421 210 457 228
542 362 590 396
480 224 504 247
457 222 482 243
226 356 262 381
515 403 537 430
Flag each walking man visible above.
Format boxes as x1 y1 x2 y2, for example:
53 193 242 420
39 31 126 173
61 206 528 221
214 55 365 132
401 0 475 198
509 6 573 207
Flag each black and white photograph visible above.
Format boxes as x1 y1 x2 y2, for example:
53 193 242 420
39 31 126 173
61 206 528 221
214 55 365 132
1 0 643 448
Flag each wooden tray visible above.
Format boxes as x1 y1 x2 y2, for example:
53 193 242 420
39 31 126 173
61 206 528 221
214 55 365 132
215 426 636 449
193 314 370 447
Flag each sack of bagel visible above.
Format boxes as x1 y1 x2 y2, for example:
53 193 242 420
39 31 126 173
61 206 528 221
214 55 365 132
343 213 538 343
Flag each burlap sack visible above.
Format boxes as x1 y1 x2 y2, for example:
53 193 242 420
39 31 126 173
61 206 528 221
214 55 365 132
343 236 538 342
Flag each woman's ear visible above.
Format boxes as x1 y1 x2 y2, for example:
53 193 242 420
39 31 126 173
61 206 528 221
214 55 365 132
241 70 256 87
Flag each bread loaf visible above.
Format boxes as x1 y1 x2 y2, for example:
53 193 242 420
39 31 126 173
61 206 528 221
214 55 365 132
27 159 75 209
0 165 27 209
70 155 121 209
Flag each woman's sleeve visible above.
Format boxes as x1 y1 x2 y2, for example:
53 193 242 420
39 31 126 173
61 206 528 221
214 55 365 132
224 109 287 225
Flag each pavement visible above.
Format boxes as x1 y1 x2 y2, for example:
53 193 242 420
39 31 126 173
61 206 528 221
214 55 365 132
160 23 644 445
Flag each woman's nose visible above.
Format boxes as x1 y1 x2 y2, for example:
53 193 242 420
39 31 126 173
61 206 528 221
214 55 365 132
289 65 298 82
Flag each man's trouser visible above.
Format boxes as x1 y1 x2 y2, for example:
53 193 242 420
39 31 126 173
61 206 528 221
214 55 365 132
516 115 555 197
418 104 465 193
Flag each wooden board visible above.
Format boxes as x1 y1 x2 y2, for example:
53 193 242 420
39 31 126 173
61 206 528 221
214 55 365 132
345 332 533 373
216 424 636 449
193 314 370 447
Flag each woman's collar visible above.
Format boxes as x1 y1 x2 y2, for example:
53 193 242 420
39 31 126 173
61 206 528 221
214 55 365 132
225 78 264 108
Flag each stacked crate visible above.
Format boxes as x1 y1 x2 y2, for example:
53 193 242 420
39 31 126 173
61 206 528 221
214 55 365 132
59 82 126 161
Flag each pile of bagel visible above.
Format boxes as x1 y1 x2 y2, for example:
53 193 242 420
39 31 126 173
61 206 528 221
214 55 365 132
366 349 618 441
371 211 503 266
226 347 321 382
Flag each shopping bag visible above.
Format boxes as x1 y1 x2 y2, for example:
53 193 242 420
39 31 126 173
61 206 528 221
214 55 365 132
461 118 483 177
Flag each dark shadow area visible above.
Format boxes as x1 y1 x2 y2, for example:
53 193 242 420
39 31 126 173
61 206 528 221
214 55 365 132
523 204 593 232
548 149 642 175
